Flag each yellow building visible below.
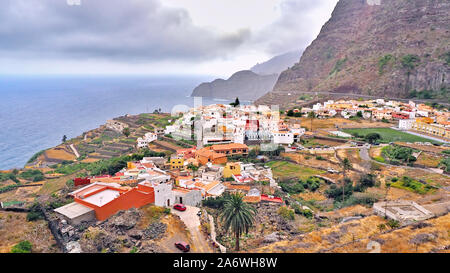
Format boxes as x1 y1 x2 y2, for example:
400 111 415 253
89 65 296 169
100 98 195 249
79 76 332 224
127 162 137 169
416 117 434 124
413 122 450 140
169 157 185 170
223 162 241 178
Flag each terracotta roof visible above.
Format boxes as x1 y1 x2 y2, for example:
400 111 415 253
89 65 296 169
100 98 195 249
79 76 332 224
196 148 227 159
210 143 248 151
223 182 251 191
243 195 261 203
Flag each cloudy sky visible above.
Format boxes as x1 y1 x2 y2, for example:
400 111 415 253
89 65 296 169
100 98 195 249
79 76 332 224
0 0 338 77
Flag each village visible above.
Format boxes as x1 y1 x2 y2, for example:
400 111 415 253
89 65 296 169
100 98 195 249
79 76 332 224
1 98 449 254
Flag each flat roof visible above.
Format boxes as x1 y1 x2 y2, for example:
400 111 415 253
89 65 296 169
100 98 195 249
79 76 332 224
54 202 94 219
82 189 121 207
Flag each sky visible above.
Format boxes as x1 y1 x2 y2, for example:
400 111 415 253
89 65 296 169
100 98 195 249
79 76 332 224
0 0 339 77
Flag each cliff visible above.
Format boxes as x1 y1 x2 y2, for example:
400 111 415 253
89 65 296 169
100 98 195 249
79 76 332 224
256 0 450 107
191 51 300 101
191 70 279 101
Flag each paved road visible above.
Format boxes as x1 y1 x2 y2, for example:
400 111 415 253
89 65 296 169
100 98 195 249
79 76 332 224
172 206 213 253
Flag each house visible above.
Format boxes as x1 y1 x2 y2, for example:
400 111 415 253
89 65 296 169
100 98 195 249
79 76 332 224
392 112 410 120
399 119 415 130
140 181 174 207
55 182 155 222
176 147 197 159
142 157 166 169
272 131 294 145
137 132 158 148
172 188 202 207
195 148 228 165
223 182 251 194
169 156 185 170
223 162 241 178
202 170 222 182
209 143 249 156
261 194 283 204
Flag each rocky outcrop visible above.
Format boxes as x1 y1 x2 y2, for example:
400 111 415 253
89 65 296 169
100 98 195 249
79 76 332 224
191 51 301 101
256 0 450 107
191 70 278 101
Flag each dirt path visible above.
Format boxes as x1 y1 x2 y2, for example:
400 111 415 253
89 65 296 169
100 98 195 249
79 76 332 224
69 144 80 158
171 206 213 253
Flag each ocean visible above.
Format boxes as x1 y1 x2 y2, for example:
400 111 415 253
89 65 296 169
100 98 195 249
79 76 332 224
0 75 228 170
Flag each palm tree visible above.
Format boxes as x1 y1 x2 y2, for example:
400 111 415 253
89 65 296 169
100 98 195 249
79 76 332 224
307 111 316 132
342 158 352 203
219 193 257 251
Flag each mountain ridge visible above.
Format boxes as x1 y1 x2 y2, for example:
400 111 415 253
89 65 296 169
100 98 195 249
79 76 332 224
256 0 450 107
190 51 301 101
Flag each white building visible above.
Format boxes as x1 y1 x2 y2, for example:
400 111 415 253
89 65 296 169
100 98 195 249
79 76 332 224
272 131 294 145
137 132 158 148
399 119 415 130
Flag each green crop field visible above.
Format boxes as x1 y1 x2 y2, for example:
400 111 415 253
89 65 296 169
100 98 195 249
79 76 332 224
266 161 324 179
342 128 441 144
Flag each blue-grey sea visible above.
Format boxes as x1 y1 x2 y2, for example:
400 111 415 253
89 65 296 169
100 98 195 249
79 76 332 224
0 75 229 170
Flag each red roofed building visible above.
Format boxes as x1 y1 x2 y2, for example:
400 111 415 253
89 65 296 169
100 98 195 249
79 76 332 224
69 182 155 221
261 194 283 204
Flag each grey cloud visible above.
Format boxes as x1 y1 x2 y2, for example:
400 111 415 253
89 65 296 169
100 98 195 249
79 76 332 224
253 0 338 55
0 0 251 62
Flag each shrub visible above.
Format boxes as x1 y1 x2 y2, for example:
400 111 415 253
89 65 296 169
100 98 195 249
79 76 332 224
202 193 231 209
301 177 322 192
293 204 313 218
66 179 74 188
19 169 44 182
378 54 394 74
387 219 400 229
26 203 44 221
279 179 304 194
278 206 295 220
390 176 433 194
11 241 32 253
440 157 450 172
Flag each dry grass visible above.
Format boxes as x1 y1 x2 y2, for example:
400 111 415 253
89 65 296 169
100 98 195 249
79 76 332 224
252 215 386 253
44 147 76 161
296 191 328 201
252 213 450 253
294 117 391 131
282 153 341 171
332 214 450 253
0 211 59 253
416 153 442 168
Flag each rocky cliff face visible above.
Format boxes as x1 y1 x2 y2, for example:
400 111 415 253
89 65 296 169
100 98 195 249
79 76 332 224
191 51 300 101
256 0 450 107
191 70 279 101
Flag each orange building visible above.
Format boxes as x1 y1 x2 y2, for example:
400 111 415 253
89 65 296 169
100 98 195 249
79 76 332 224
176 147 197 159
195 148 227 165
195 143 249 165
70 182 155 221
209 143 249 156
